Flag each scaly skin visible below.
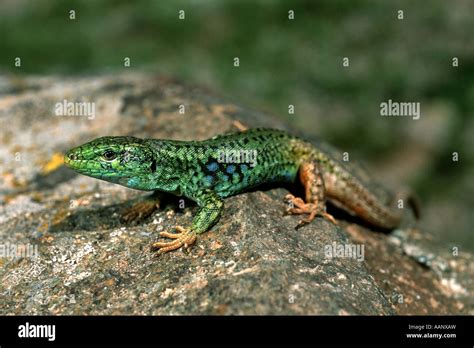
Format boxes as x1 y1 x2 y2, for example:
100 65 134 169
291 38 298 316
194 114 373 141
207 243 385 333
64 128 418 253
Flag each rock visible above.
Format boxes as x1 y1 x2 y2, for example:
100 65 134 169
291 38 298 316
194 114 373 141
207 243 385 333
0 73 472 315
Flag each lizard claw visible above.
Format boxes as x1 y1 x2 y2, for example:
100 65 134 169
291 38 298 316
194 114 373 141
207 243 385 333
151 226 197 254
321 212 338 225
284 194 337 229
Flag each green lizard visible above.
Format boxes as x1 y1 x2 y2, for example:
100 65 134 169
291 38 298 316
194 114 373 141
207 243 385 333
64 127 418 253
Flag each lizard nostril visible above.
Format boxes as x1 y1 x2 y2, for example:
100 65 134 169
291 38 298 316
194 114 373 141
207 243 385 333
68 153 77 160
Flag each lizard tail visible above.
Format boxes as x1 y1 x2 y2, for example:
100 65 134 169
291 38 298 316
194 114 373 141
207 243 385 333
396 189 421 220
407 193 421 219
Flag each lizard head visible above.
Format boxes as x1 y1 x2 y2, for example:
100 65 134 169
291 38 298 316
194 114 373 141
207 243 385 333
64 136 158 189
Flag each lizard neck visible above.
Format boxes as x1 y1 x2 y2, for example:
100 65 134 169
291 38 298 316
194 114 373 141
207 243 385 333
139 139 190 194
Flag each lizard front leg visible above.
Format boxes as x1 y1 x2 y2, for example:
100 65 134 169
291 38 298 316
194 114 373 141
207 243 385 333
151 189 223 253
285 160 337 229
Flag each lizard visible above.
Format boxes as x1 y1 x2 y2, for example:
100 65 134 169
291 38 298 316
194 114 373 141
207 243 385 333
64 127 419 254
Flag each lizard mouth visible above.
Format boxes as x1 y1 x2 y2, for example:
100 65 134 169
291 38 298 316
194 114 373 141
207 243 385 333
63 151 91 174
64 151 79 168
64 151 123 181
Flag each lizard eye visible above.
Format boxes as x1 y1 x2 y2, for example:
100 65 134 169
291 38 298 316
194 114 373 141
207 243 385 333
102 149 117 161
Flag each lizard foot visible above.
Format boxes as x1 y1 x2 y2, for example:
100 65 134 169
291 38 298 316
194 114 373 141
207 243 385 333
284 194 337 229
121 199 159 224
151 226 197 253
232 120 248 132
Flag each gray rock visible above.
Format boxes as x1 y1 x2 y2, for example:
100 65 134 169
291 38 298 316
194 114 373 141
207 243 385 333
0 73 472 314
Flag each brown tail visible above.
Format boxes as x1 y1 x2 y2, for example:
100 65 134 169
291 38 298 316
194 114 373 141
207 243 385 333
396 189 421 220
407 194 421 219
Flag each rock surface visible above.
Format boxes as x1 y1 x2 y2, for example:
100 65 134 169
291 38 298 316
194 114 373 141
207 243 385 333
0 73 472 315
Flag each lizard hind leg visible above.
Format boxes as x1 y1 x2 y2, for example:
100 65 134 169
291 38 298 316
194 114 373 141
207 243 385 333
285 160 337 229
121 191 163 224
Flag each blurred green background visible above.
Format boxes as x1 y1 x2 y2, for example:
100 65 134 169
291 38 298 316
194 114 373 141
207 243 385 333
1 0 473 250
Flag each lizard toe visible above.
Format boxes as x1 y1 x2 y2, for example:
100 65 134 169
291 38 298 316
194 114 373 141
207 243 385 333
151 227 197 254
